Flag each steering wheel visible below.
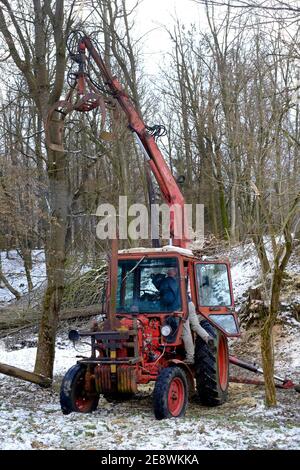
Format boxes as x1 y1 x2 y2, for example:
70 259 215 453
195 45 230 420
140 289 160 301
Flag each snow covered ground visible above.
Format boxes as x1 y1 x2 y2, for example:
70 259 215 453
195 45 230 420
0 243 299 450
0 360 299 449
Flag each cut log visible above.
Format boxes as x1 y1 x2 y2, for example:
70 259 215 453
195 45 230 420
0 362 51 387
0 303 105 337
59 303 104 320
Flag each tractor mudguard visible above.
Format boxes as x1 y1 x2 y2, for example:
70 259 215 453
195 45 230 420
167 359 195 397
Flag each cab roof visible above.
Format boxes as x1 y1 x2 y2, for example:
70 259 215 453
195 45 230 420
118 245 195 258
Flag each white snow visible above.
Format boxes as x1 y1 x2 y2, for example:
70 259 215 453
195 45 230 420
0 339 75 376
0 250 46 303
0 371 299 450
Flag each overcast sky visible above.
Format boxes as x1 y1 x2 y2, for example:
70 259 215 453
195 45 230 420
129 0 206 74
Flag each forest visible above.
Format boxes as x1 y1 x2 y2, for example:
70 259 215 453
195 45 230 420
0 0 299 451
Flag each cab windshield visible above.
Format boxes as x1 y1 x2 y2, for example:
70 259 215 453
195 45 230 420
116 257 182 313
196 263 232 307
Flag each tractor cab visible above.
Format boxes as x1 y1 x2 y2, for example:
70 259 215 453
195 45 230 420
115 246 240 341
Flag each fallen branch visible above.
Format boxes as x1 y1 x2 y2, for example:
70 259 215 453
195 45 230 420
0 270 21 300
0 303 104 337
0 362 51 387
59 303 104 320
0 322 35 338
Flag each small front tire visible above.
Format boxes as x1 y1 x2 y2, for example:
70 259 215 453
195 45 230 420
153 366 188 420
60 364 99 415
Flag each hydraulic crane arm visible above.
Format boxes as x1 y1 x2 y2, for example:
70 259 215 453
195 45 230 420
76 36 190 248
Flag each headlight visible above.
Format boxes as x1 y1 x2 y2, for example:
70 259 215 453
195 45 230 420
161 325 172 337
68 329 80 342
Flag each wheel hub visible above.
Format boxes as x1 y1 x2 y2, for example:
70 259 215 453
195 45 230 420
167 377 185 416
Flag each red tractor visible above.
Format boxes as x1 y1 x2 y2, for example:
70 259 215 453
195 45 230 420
61 246 239 419
57 33 240 419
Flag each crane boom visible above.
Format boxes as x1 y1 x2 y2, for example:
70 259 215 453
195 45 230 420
78 36 190 248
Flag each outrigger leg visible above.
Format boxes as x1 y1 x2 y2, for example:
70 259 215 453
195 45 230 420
229 355 300 392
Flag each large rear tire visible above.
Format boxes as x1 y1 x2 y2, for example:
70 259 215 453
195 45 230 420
195 321 229 406
60 364 99 415
153 366 188 420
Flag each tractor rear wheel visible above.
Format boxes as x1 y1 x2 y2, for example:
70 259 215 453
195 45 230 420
195 321 229 406
60 364 99 415
153 366 188 420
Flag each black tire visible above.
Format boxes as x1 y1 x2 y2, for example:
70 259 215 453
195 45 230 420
60 364 99 415
153 366 188 420
195 321 229 406
103 392 134 403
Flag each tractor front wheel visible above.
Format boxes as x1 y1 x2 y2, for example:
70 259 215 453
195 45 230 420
195 321 229 406
153 366 188 420
60 364 99 415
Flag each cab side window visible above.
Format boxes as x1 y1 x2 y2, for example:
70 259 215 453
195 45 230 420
196 263 232 307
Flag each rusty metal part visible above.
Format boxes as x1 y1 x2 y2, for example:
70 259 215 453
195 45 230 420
45 81 107 153
103 237 121 331
74 92 104 112
45 99 74 152
95 365 111 393
117 366 137 393
79 358 140 365
84 367 94 393
94 364 137 394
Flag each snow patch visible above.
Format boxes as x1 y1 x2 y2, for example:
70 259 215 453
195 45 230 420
0 250 46 303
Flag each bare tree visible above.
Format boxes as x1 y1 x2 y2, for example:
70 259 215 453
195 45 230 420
0 0 76 380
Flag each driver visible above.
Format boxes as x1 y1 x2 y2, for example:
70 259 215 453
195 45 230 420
152 267 181 311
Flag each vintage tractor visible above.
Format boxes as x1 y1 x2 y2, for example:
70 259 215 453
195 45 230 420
60 243 240 419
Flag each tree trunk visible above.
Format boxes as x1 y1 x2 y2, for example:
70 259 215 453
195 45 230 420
260 317 277 406
253 234 271 275
20 247 33 292
219 187 229 239
260 255 290 406
34 134 68 379
230 181 237 243
215 150 229 238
